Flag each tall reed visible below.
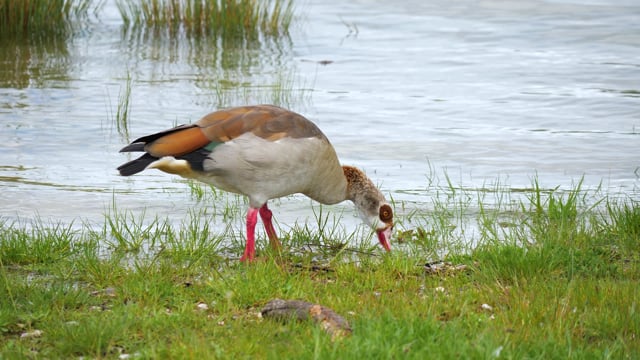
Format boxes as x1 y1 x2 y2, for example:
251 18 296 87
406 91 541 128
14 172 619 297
116 0 294 40
115 72 133 141
0 0 95 39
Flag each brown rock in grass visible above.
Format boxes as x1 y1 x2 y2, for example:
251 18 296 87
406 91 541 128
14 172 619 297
261 299 352 339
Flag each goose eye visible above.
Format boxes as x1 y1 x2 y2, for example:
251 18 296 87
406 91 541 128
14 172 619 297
379 204 393 222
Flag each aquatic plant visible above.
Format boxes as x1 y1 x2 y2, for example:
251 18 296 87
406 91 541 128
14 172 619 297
115 72 133 141
116 0 294 40
0 0 96 39
205 69 313 110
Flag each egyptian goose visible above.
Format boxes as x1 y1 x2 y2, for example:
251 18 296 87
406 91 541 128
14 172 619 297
117 105 393 261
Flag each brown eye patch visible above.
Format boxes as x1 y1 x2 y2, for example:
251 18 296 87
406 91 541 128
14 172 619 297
379 204 393 222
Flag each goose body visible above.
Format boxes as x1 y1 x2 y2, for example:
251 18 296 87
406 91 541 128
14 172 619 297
117 105 393 261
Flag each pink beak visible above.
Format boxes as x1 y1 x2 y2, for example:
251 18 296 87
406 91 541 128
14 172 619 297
376 227 392 252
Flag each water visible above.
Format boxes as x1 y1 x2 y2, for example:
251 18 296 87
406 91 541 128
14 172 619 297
1 0 639 238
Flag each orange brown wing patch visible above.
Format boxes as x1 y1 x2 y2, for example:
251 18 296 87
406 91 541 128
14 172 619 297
196 105 325 143
145 126 210 157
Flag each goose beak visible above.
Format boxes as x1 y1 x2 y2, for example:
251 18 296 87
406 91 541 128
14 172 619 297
376 227 392 252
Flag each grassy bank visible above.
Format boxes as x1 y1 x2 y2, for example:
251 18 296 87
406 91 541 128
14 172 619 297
1 184 638 358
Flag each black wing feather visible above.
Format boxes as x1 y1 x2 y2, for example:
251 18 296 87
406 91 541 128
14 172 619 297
117 153 158 176
119 124 197 152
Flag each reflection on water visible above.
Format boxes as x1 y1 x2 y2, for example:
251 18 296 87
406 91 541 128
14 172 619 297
0 0 638 243
116 15 308 109
0 38 72 89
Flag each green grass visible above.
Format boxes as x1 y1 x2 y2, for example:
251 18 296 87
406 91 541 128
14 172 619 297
116 0 295 40
205 69 314 111
0 0 96 39
1 181 638 358
114 72 133 142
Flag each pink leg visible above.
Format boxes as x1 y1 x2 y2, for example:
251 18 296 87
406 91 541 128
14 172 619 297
240 207 259 262
259 203 281 250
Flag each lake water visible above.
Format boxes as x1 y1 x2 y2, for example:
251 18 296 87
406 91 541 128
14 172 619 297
1 0 638 242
